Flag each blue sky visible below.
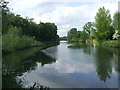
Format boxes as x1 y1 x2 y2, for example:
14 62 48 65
8 0 119 36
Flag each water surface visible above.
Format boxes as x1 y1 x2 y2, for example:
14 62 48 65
3 41 119 88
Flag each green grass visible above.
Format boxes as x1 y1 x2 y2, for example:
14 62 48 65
100 40 120 48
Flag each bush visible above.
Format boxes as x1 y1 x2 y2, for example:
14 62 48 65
2 26 40 52
100 40 120 47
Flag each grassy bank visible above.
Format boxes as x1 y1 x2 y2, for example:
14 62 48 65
86 40 120 48
100 40 120 48
68 39 120 48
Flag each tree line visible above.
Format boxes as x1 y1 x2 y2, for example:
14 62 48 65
67 7 120 43
1 1 59 52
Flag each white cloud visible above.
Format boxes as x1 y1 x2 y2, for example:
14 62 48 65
8 0 119 36
98 2 118 17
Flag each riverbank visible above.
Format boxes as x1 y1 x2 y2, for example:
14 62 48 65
2 41 59 54
3 41 119 88
68 39 120 48
99 40 120 48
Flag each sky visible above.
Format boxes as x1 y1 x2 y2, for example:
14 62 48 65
7 0 119 37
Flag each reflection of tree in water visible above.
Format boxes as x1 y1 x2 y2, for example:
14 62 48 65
113 51 120 73
68 43 92 55
94 47 113 82
82 44 92 55
3 47 56 76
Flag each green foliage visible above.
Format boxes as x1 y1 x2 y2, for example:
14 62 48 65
2 26 40 52
90 27 97 39
113 12 120 31
37 22 59 42
95 7 112 41
67 28 80 41
2 1 59 52
2 64 22 88
100 40 120 48
1 0 10 34
6 13 59 42
83 22 96 40
80 30 89 42
83 22 93 35
66 7 118 45
60 36 67 40
76 31 81 38
2 0 59 45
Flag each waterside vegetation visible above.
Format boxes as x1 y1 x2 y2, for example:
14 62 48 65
67 7 120 48
1 1 59 53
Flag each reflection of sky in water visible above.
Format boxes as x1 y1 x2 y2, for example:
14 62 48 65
42 42 95 73
18 71 118 88
17 41 118 88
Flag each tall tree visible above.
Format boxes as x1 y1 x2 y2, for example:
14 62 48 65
113 12 120 31
1 0 9 34
95 7 112 41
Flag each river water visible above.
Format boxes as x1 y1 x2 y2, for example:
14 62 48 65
3 41 119 88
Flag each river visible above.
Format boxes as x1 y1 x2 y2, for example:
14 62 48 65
3 41 119 88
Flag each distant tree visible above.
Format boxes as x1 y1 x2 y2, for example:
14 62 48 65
95 7 112 41
76 31 81 38
83 22 93 35
83 22 96 39
37 22 58 42
60 36 67 40
90 24 97 39
67 28 78 41
80 30 89 42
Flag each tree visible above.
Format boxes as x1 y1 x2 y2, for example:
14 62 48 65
67 28 78 41
113 12 120 31
37 22 58 42
60 36 67 40
76 31 81 38
83 22 93 35
5 12 59 42
1 0 60 52
80 30 89 42
112 12 120 40
83 22 96 39
1 0 9 34
95 7 112 41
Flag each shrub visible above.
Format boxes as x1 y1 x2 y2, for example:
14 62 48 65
2 26 40 52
